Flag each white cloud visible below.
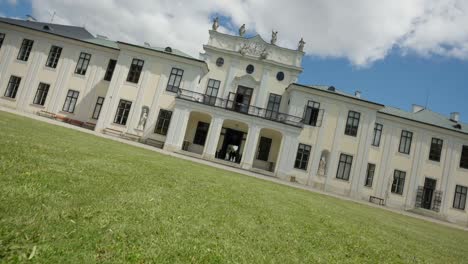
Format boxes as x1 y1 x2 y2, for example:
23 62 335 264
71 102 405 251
31 0 468 66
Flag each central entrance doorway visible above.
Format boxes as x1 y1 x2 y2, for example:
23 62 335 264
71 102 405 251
217 128 246 163
233 86 253 113
422 178 437 209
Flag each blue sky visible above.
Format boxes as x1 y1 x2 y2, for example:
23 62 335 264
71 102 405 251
2 1 468 123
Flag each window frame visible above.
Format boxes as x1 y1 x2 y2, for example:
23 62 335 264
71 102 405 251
0 33 5 49
204 79 220 105
126 58 144 83
294 143 311 170
265 93 282 120
391 170 406 195
45 45 62 68
62 90 80 113
364 163 376 187
166 68 184 92
154 109 173 135
4 75 21 99
344 110 361 137
453 185 467 210
460 146 468 169
429 137 443 162
257 137 272 162
92 96 105 119
193 122 210 146
336 154 353 181
17 39 34 61
372 123 383 147
33 82 50 106
74 52 91 75
113 99 132 125
303 100 321 126
398 130 413 154
104 59 117 81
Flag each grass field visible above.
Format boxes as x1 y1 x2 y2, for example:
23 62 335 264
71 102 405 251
1 110 468 263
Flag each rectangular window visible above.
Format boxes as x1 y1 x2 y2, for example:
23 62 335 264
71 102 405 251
304 100 320 126
126 58 144 83
62 90 79 113
453 185 467 210
4 75 21 99
17 39 34 61
193 122 210 146
344 111 360 136
372 123 383 147
257 137 272 161
204 79 220 105
33 83 50 106
92 96 105 119
113 99 132 125
104 59 117 81
154 109 172 135
429 138 443 162
460 146 468 169
364 163 376 187
74 52 91 75
0 33 5 49
391 170 406 195
399 130 413 154
45 45 62 68
265 93 282 120
336 154 353 181
166 68 184 92
294 144 311 170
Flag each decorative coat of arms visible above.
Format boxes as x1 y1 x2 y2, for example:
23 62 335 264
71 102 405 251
239 41 267 57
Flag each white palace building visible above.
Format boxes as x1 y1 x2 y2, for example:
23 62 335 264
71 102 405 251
1 17 468 226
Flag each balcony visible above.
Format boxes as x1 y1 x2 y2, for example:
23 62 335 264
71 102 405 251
175 89 305 127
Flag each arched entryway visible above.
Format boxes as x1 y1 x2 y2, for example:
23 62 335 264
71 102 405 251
181 111 212 154
215 119 249 163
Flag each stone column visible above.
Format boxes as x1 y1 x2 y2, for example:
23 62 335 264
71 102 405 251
254 67 271 108
163 107 190 152
276 134 299 179
221 59 239 98
203 116 224 160
241 124 261 170
404 132 425 209
441 139 458 215
324 107 347 191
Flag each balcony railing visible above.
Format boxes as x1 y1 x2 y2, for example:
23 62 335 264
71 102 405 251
175 89 304 127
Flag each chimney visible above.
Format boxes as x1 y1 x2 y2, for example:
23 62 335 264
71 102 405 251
450 112 460 122
412 104 424 113
26 15 37 22
144 42 151 47
355 90 361 98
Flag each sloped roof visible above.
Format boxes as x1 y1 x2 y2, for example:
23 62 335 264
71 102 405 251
379 106 467 135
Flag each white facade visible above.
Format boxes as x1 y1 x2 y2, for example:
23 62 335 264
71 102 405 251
1 17 468 226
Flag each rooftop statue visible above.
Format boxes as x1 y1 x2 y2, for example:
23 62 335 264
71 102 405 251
239 24 246 37
212 17 219 31
260 48 268 59
298 38 306 52
271 31 278 45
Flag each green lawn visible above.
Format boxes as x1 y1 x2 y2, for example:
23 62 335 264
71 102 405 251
0 110 467 263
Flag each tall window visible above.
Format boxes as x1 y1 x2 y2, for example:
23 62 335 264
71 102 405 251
304 100 320 126
429 138 443 162
17 39 34 61
74 52 91 75
257 137 272 161
364 163 375 187
4 75 21 99
460 146 468 169
154 109 172 135
294 144 311 170
114 99 132 125
265 93 281 119
391 170 406 195
453 185 467 210
45 45 62 68
372 123 383 147
336 154 353 181
126 58 144 83
92 96 105 119
204 79 220 105
33 83 50 106
344 111 360 136
166 68 184 92
0 33 5 49
193 122 210 146
104 59 117 81
399 130 413 154
62 90 79 113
